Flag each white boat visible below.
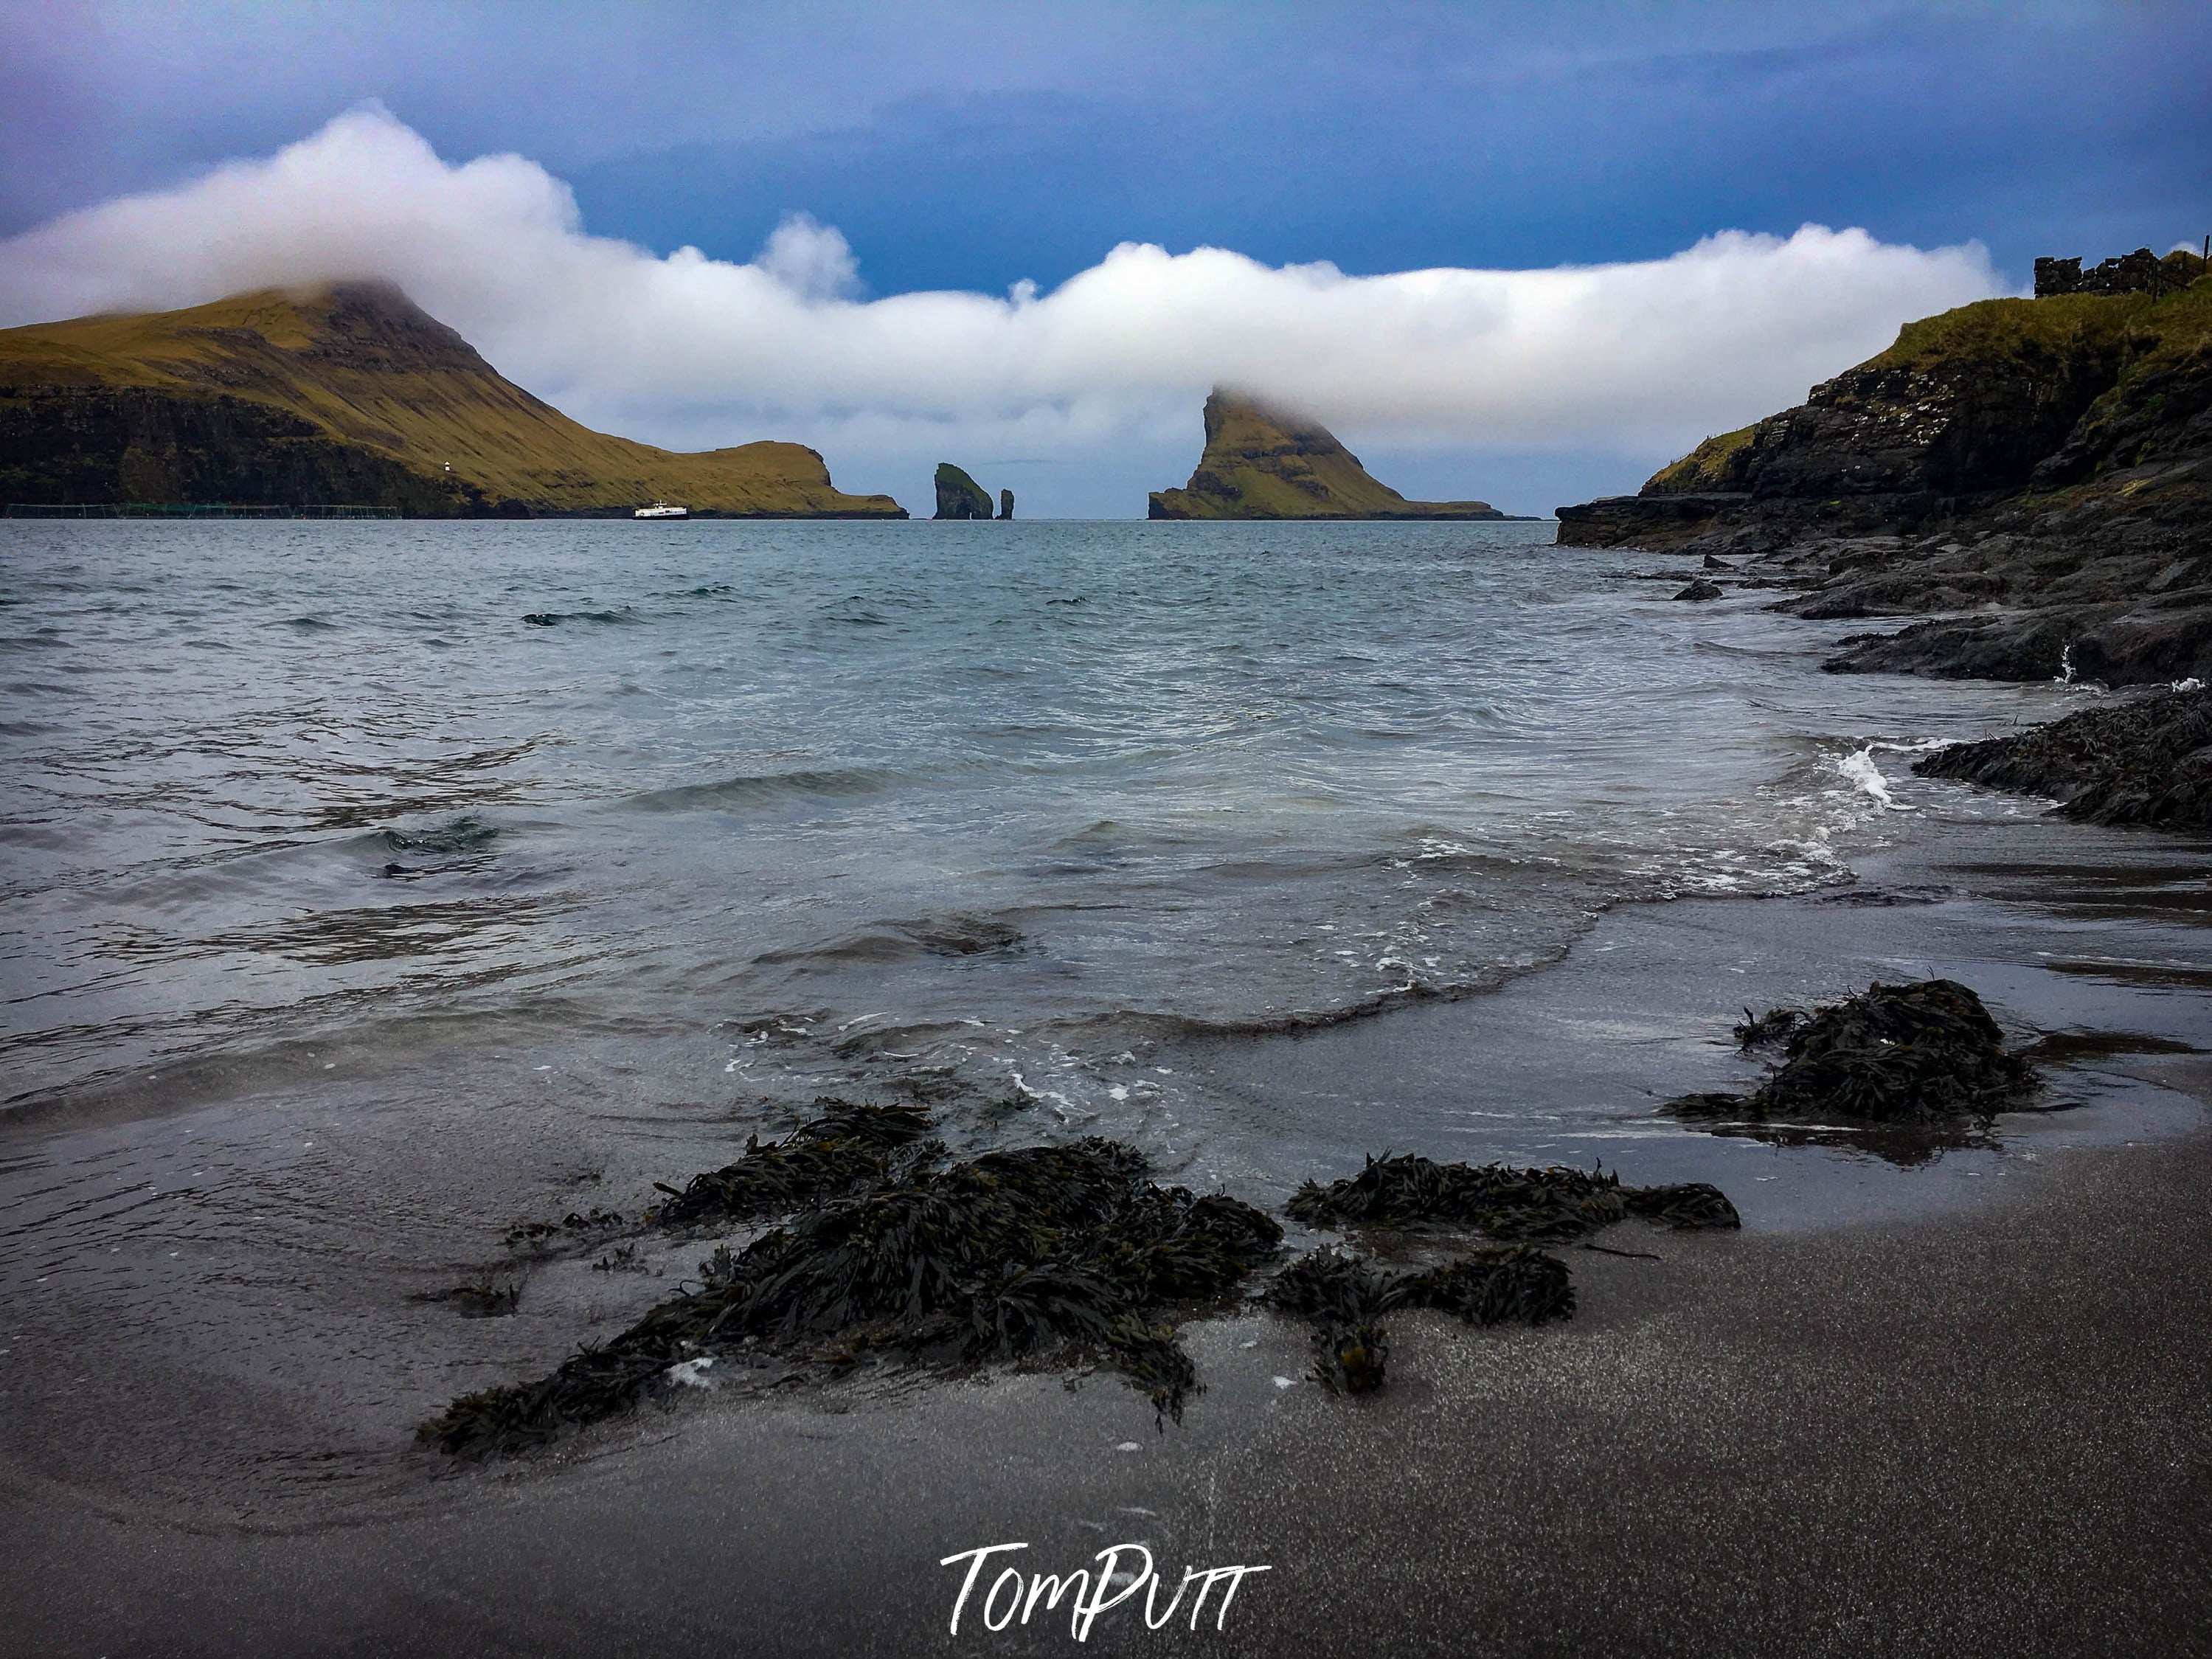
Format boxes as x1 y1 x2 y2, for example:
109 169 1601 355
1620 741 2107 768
633 502 688 519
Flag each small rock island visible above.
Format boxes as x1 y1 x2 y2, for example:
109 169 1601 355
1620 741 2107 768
1148 389 1505 520
932 463 996 519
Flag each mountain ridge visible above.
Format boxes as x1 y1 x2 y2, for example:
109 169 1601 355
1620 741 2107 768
0 283 906 517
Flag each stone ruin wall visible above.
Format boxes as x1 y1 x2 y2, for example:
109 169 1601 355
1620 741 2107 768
2035 245 2208 299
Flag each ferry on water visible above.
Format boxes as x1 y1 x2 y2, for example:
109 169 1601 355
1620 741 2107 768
633 502 688 519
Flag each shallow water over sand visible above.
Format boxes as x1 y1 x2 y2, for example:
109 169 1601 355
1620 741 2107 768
0 516 2097 1135
7 517 2212 1537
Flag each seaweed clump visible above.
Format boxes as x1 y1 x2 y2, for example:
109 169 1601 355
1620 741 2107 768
424 1132 1282 1455
1672 978 2036 1126
502 1207 626 1252
1914 686 2212 829
647 1100 936 1228
1266 1243 1576 1393
412 1281 520 1317
1733 1005 1803 1049
1273 1152 1736 1393
1286 1154 1740 1238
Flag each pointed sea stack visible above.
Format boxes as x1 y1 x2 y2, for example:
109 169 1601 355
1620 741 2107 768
933 463 994 519
999 488 1015 520
1148 389 1504 520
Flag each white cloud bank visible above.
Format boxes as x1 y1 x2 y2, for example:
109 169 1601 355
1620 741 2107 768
0 106 2006 515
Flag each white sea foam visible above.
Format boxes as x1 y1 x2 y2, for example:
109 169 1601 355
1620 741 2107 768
1837 747 1910 811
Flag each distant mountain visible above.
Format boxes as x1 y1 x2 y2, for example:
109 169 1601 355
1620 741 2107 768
0 283 905 517
1148 389 1502 520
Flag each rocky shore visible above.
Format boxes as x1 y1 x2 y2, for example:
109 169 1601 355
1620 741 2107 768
1556 255 2212 689
1914 684 2212 830
1557 254 2212 825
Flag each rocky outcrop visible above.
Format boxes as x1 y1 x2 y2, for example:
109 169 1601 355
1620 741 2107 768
999 488 1014 520
933 463 994 520
2036 246 2207 299
1915 685 2212 829
0 283 907 518
1554 492 1747 550
1554 266 2212 687
1149 389 1507 520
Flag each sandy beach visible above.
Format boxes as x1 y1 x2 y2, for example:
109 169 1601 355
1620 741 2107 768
5 802 2209 1657
7 13 2210 1653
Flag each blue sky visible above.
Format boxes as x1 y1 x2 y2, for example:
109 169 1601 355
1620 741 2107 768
11 1 2207 289
4 1 2208 514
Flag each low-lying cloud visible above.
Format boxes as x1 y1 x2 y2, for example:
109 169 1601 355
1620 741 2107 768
0 106 2005 515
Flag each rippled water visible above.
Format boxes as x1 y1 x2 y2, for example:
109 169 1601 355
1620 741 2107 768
1 519 2079 1123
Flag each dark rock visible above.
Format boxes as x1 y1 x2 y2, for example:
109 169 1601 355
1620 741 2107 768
2036 247 2206 299
1554 493 1747 549
1914 684 2212 828
1667 980 2039 1164
1674 578 1724 602
998 488 1013 520
1555 267 2212 687
933 463 994 519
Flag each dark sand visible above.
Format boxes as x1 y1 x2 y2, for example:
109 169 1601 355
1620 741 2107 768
5 813 2212 1656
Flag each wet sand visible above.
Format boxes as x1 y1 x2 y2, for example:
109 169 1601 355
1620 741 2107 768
5 811 2212 1655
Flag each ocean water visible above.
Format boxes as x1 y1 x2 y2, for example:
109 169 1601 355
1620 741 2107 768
0 519 2082 1141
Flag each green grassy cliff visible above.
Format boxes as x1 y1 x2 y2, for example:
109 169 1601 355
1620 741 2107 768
0 283 906 517
932 463 994 519
1552 261 2212 688
1561 263 2212 547
1148 390 1502 520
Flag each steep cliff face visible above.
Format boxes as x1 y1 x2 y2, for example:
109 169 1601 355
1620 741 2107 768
1148 390 1502 520
932 463 994 519
1560 280 2212 550
1556 274 2212 686
0 284 906 517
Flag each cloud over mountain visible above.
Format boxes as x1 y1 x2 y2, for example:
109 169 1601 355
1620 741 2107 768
0 107 2005 514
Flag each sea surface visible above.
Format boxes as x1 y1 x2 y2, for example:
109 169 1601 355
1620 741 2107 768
1 517 2092 1146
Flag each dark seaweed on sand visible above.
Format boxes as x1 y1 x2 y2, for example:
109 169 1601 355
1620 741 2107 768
424 1130 1282 1455
1285 1153 1741 1238
1267 1242 1576 1393
1671 978 2037 1126
1733 1005 1803 1050
647 1100 937 1227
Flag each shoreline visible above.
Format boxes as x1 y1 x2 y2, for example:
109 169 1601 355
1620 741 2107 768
4 518 2210 1652
6 1077 2208 1656
4 777 2211 1653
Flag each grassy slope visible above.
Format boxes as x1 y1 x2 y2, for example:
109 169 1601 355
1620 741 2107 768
1643 426 1754 494
0 284 904 516
1151 391 1497 519
1640 271 2212 497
